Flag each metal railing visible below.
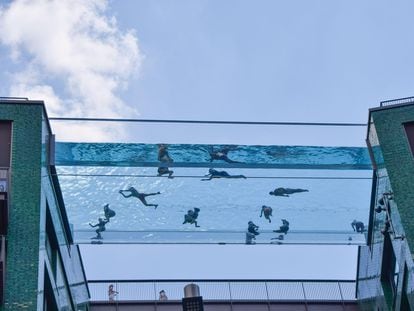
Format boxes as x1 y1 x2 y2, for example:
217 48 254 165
380 96 414 107
88 279 356 303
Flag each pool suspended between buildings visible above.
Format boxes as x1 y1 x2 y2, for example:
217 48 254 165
54 143 372 245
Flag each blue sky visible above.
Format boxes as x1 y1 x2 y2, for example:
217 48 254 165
0 0 412 281
1 0 414 145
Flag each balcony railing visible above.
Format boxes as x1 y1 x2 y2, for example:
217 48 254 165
88 279 356 303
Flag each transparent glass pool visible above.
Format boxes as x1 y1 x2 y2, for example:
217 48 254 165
55 143 372 245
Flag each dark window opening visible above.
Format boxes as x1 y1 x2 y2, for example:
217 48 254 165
46 206 59 279
0 121 12 168
0 193 7 236
43 268 58 311
381 233 398 309
404 122 414 157
400 263 412 311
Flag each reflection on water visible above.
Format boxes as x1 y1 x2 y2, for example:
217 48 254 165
57 166 371 244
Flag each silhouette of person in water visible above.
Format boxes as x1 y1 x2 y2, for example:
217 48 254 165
103 204 116 222
183 208 201 227
206 146 240 163
157 144 174 178
351 220 365 233
245 231 256 244
269 187 309 197
89 217 109 239
119 186 161 209
248 221 260 235
201 168 246 181
260 205 273 223
273 219 290 234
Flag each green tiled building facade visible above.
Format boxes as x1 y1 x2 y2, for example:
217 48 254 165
0 99 89 311
358 99 414 310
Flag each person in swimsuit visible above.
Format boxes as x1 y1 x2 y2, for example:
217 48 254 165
157 144 174 178
206 146 240 163
201 168 246 180
103 204 116 222
269 187 309 197
119 186 161 209
89 217 109 239
260 205 273 223
248 221 260 235
183 208 201 227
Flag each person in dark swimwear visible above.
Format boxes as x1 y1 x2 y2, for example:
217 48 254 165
269 187 309 197
260 205 273 223
183 208 200 227
201 168 246 181
245 231 256 244
89 217 109 239
119 186 161 209
206 146 240 163
351 220 365 233
248 221 260 235
273 219 290 234
103 204 116 222
157 144 174 178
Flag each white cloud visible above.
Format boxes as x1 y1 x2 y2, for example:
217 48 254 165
0 0 142 141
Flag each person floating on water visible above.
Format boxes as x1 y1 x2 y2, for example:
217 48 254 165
119 186 161 209
201 168 246 181
273 219 290 234
205 146 240 163
351 220 366 233
89 217 109 239
183 208 201 227
157 144 174 178
260 205 273 223
269 187 309 197
103 204 116 222
248 221 260 235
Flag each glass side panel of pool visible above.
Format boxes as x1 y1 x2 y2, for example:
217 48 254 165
55 143 372 245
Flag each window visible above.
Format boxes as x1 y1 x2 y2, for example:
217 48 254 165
400 263 412 311
381 232 398 309
0 122 12 168
404 122 414 157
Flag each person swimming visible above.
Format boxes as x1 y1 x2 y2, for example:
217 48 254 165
351 220 366 233
248 221 260 235
269 187 309 197
183 208 201 227
273 219 290 234
89 217 109 239
260 205 273 223
205 146 240 163
157 144 174 178
119 186 161 209
103 204 116 222
201 168 247 181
